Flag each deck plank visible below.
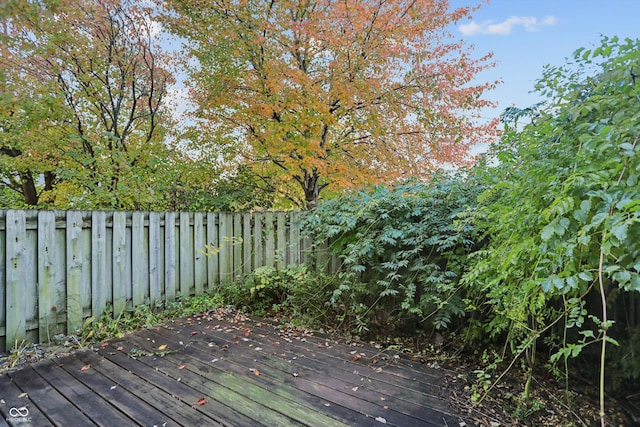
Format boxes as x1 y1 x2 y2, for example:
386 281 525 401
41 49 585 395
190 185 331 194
0 310 467 427
9 365 95 427
73 351 226 426
0 373 53 426
57 352 181 426
31 359 134 427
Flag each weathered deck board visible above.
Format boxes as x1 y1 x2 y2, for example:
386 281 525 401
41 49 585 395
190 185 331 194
0 310 466 427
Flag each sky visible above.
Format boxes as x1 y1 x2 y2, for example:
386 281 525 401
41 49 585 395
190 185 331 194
451 0 640 122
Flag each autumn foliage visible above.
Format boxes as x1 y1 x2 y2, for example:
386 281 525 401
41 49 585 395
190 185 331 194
1 0 178 208
162 0 498 207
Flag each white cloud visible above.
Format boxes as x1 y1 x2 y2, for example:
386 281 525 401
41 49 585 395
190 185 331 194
459 15 558 36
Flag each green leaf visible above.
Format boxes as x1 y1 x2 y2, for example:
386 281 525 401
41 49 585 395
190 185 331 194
578 271 594 282
580 330 595 339
610 222 628 242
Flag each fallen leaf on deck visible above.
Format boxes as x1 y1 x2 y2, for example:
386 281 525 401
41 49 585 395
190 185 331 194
191 331 198 336
17 393 28 398
196 397 206 406
100 342 109 349
158 344 167 350
178 364 186 370
81 364 91 371
116 346 124 351
110 385 117 390
375 416 387 424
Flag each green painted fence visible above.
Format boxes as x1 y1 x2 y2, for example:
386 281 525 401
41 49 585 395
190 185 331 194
0 210 318 352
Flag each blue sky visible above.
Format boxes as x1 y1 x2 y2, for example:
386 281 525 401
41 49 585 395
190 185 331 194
451 0 640 121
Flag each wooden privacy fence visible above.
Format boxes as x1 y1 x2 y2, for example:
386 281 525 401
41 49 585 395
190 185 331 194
0 210 320 352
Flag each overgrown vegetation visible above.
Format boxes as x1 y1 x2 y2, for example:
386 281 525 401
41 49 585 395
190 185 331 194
300 177 483 338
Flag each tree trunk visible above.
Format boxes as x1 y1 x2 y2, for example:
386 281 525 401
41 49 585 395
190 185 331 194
302 170 320 210
19 172 38 205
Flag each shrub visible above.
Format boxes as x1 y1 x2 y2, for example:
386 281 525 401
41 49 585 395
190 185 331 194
301 176 484 337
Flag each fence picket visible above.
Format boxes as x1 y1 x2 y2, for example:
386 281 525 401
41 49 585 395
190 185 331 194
112 212 127 315
91 212 108 320
6 211 27 346
194 213 206 294
265 212 275 268
206 212 218 289
276 212 286 269
66 211 83 334
37 211 59 342
233 213 242 276
132 212 148 306
219 213 233 283
148 212 161 308
253 213 263 269
165 212 177 302
243 213 252 275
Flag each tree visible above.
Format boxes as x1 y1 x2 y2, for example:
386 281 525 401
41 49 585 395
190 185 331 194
0 70 61 206
161 0 498 208
1 0 178 209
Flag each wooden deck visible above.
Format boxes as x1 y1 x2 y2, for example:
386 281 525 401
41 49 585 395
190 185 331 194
0 309 467 426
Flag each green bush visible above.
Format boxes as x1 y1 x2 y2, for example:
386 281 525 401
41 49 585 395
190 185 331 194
217 265 341 328
301 176 483 337
462 36 640 407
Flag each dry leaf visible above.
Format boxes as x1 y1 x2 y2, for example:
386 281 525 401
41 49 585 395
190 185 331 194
81 364 91 371
196 397 206 406
100 342 109 349
375 416 387 424
158 344 167 351
191 331 198 336
116 346 124 351
178 364 186 370
253 370 260 376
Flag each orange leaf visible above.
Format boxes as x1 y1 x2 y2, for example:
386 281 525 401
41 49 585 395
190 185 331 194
253 370 260 376
178 364 186 370
81 364 91 371
196 397 206 406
